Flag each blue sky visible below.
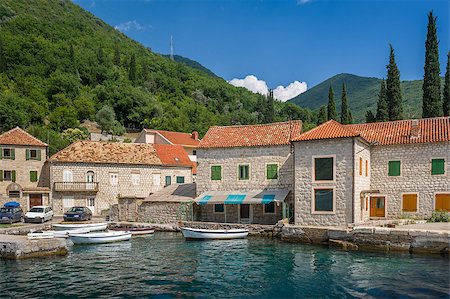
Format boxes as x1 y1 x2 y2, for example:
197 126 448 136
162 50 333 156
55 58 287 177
75 0 449 98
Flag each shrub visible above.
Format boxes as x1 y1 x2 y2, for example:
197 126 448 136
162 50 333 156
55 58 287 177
428 210 450 223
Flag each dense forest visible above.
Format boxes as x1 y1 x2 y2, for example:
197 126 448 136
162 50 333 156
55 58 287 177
0 0 316 154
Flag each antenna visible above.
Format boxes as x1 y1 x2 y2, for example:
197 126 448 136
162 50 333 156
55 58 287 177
170 35 174 60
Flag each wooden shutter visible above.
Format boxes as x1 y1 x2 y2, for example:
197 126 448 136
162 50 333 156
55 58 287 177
11 170 16 182
30 171 38 182
26 149 30 160
365 160 369 177
435 194 450 212
11 148 15 160
211 166 221 180
0 147 2 159
359 157 363 176
388 161 401 176
267 164 278 180
402 194 417 212
0 170 3 182
431 159 445 175
37 149 41 161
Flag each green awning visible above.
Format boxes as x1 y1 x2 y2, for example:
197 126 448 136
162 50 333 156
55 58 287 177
194 189 289 205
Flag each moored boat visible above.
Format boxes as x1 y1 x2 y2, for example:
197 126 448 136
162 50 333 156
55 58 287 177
110 227 154 236
69 231 132 244
53 222 108 232
27 231 54 239
180 227 249 240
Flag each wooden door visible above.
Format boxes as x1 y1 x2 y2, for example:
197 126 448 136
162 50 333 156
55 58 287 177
370 197 385 217
240 204 250 222
435 194 450 212
29 194 43 208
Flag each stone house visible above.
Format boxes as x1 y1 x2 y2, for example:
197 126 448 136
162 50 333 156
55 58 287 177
292 117 450 226
195 121 302 225
48 141 193 216
0 127 50 210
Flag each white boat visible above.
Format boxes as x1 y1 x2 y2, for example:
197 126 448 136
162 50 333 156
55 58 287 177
69 231 132 244
53 222 108 232
48 228 92 238
180 227 249 240
27 231 54 239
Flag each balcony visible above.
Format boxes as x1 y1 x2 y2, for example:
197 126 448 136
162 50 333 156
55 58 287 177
53 182 99 192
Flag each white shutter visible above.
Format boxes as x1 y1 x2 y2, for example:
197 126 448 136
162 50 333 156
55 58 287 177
153 174 161 186
63 170 73 182
63 196 74 209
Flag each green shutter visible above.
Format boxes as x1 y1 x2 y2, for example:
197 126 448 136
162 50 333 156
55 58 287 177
431 159 445 175
267 164 278 180
26 149 30 160
37 149 42 161
211 166 222 180
0 170 3 182
30 171 38 182
0 147 2 159
11 170 16 182
388 161 401 176
11 148 15 160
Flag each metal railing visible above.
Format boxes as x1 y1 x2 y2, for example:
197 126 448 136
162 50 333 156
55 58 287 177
53 182 99 192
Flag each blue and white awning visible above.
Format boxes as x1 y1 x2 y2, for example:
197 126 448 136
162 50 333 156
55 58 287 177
194 190 289 205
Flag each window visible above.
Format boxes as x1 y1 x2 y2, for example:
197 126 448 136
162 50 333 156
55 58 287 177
211 165 222 181
63 196 74 209
165 176 171 187
313 188 334 213
26 149 41 161
1 148 14 160
431 159 445 175
132 173 140 186
153 174 161 186
63 170 73 182
264 202 275 214
314 157 334 181
110 173 118 186
176 176 185 184
30 171 38 182
193 150 197 156
266 164 278 180
388 161 401 176
86 171 95 183
87 197 95 208
359 157 363 176
1 170 15 182
8 191 20 198
214 204 224 213
238 164 249 180
402 194 418 212
435 194 450 212
365 160 369 177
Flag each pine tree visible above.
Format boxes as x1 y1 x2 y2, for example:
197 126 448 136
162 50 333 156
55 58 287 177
265 89 275 123
97 46 104 65
0 37 6 72
128 54 137 83
114 44 121 66
422 11 442 118
327 85 337 121
444 52 450 116
376 79 389 122
365 110 376 123
386 44 403 120
317 106 327 125
340 83 352 124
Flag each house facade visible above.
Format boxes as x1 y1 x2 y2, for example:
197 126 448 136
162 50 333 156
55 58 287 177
195 121 302 225
0 127 50 210
49 141 193 216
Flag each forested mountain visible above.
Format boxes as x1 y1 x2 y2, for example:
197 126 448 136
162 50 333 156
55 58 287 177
0 0 315 154
161 54 218 77
289 73 445 122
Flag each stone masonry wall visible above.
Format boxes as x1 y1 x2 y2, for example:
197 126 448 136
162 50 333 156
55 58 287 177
370 142 450 218
353 139 371 223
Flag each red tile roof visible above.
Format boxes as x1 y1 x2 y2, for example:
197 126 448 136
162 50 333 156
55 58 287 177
146 129 200 147
0 127 47 147
153 144 196 173
293 120 359 141
293 117 450 145
198 121 302 148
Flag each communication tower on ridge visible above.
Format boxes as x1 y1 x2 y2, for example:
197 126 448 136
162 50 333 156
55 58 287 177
170 35 174 60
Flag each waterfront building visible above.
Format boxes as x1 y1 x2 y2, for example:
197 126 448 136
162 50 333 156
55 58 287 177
48 141 193 216
0 127 50 210
195 121 302 224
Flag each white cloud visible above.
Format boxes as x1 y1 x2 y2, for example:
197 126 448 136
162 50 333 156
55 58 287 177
114 20 147 32
273 81 308 102
228 75 307 102
297 0 312 4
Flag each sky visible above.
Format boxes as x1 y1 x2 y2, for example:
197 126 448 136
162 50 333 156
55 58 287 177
75 0 449 101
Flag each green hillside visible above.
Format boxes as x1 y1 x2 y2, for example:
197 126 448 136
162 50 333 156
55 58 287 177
162 54 217 77
0 0 315 154
289 73 444 122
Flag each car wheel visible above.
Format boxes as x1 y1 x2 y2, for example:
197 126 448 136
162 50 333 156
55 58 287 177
41 217 44 223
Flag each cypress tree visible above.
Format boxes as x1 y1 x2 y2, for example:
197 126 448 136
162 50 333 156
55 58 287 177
265 89 275 123
128 54 137 83
386 44 403 120
444 52 450 116
97 46 104 65
365 110 376 123
0 37 6 72
114 44 121 66
340 83 352 124
317 106 327 125
327 85 337 121
422 11 442 118
376 79 389 122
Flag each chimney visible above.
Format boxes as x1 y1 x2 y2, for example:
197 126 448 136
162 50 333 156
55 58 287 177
191 131 199 140
410 119 420 139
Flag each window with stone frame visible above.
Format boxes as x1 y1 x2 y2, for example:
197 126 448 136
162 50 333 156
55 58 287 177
388 161 401 176
314 157 334 181
211 165 222 181
131 172 140 186
8 191 20 198
313 188 334 212
264 202 275 214
1 170 15 182
1 148 14 160
176 176 185 184
214 204 224 213
110 173 119 186
266 164 278 180
431 159 445 175
238 164 250 180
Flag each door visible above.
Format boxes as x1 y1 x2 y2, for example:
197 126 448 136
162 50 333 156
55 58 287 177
370 196 385 217
165 176 171 187
29 194 43 208
240 204 251 223
86 171 95 190
87 197 95 214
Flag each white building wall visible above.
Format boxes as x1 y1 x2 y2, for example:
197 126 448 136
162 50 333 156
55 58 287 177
353 139 371 223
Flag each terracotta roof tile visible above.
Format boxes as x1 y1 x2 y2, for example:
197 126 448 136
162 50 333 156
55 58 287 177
49 141 162 166
198 121 302 148
0 127 47 147
153 144 195 173
146 129 201 147
292 120 359 142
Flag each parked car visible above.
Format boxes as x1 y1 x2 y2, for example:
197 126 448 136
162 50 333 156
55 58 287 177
0 202 24 224
63 206 92 222
24 206 54 223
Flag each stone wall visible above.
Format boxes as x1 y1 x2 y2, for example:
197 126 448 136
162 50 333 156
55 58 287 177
353 139 371 223
370 142 450 218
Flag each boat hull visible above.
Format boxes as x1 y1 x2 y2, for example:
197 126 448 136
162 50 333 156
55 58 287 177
69 231 132 244
111 228 155 236
180 227 249 240
53 223 108 232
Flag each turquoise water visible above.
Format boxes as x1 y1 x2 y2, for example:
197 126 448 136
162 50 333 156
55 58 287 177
1 233 449 298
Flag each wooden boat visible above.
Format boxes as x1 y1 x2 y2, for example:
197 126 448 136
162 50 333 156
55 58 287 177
180 227 249 240
53 222 108 232
27 231 54 239
69 231 132 244
110 227 155 236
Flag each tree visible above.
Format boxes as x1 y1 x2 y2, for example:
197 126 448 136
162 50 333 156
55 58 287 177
317 105 327 125
365 110 376 123
386 44 403 120
97 46 104 65
95 105 117 134
113 44 121 66
265 89 274 123
128 54 136 83
327 85 337 121
61 128 88 143
375 79 389 122
340 83 352 124
0 37 6 72
422 11 442 118
443 52 450 116
49 106 79 131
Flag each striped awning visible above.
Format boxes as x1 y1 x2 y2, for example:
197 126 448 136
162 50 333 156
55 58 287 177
194 189 289 205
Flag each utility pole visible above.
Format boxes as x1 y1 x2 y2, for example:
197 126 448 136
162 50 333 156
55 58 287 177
170 35 174 61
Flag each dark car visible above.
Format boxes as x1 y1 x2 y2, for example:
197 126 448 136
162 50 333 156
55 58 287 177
0 206 24 224
63 206 92 222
